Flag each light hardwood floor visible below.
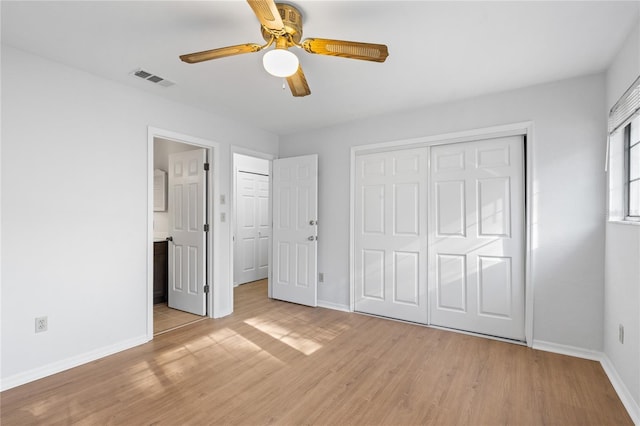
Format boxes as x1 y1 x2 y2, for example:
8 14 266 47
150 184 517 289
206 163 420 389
153 303 205 335
1 279 632 425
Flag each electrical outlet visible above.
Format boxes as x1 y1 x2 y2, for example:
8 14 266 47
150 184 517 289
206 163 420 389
619 324 624 344
35 316 48 333
319 272 324 282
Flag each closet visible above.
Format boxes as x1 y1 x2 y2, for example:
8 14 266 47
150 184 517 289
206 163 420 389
354 135 525 341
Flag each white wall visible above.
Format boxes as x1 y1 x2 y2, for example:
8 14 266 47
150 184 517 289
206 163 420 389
280 73 607 351
604 19 640 412
0 46 278 389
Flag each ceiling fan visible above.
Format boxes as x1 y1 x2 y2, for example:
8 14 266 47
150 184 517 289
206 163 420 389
179 0 389 97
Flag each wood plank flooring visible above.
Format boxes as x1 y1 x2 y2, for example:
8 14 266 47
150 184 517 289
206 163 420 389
153 303 205 335
1 279 632 425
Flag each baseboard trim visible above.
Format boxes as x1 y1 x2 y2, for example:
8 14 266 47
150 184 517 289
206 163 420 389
0 335 149 392
532 339 602 361
600 354 640 425
532 340 639 425
317 300 350 312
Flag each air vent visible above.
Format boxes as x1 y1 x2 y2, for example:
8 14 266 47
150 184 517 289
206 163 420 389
134 70 152 79
131 68 175 87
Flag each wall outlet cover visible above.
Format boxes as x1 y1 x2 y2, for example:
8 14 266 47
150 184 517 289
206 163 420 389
35 316 48 333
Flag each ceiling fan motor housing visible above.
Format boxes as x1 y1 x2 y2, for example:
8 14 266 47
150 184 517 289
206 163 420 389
261 3 303 45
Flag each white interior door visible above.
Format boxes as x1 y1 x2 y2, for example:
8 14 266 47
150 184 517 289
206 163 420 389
272 154 318 306
167 149 207 315
429 136 525 340
354 148 428 323
235 171 270 284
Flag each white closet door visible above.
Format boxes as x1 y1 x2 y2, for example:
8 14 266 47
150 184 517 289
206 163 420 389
354 148 428 323
429 136 525 340
235 172 270 284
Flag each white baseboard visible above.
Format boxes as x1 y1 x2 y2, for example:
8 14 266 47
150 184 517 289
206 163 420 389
0 335 149 392
532 339 602 361
600 354 640 425
317 300 350 312
533 340 639 425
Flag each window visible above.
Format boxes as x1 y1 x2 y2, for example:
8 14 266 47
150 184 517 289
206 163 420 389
625 122 640 218
608 75 640 223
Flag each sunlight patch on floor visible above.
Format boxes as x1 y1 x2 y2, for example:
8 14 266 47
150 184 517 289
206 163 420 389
244 317 323 356
208 327 285 366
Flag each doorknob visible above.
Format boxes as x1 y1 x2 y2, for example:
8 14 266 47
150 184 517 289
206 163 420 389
166 236 173 242
308 236 317 241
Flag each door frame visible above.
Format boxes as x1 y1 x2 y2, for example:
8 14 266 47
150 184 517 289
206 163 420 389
147 127 220 340
229 147 275 302
349 121 535 346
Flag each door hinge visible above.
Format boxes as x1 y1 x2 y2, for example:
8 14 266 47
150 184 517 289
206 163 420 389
204 284 210 294
204 224 209 232
204 162 210 171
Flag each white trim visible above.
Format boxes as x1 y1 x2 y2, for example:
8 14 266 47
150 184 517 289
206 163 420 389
524 124 535 347
601 354 640 425
0 335 148 392
532 339 602 361
608 220 640 226
349 122 534 345
349 147 357 312
147 130 155 340
317 300 350 313
147 127 221 334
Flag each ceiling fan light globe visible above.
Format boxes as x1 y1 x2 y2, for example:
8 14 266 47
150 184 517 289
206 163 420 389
263 49 299 78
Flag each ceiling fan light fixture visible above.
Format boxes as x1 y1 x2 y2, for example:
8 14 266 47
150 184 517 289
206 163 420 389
263 48 299 78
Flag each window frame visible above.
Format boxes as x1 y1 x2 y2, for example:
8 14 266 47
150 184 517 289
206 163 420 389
608 75 640 224
624 121 640 220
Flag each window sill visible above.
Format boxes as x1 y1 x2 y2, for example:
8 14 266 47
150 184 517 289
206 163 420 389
608 219 640 226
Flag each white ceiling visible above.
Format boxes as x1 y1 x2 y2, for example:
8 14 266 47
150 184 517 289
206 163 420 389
2 1 639 135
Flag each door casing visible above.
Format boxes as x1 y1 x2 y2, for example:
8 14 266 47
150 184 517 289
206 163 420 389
349 122 535 346
147 127 219 340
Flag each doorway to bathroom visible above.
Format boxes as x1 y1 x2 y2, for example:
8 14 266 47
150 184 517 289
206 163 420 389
152 136 210 334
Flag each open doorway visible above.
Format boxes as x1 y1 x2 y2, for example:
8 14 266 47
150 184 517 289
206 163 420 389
153 137 209 334
232 152 273 305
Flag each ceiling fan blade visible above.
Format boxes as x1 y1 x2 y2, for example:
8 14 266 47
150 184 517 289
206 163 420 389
301 38 389 62
286 65 311 97
247 0 285 33
179 43 262 64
